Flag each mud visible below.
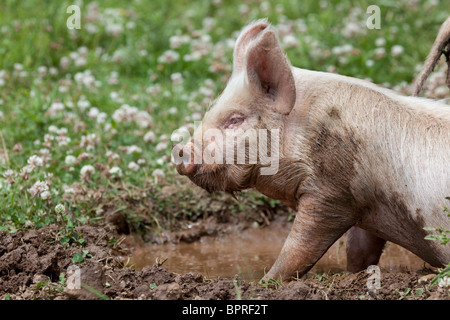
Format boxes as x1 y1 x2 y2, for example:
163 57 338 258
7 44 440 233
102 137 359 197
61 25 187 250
1 216 449 300
130 215 427 282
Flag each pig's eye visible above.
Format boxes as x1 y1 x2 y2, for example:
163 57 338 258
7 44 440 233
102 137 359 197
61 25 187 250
225 116 244 128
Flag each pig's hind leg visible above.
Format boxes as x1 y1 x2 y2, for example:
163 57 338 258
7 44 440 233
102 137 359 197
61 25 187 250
346 226 386 273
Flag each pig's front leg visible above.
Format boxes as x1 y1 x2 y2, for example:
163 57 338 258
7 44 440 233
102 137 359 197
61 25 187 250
263 195 357 282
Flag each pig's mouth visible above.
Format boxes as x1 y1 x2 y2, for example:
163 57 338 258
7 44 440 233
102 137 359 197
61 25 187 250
177 162 256 193
173 143 258 193
190 170 227 193
182 164 230 193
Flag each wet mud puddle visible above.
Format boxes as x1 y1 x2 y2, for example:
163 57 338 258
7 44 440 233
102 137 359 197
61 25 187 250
130 226 426 281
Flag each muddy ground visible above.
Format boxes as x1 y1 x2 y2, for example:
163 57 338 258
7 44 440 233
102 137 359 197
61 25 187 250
1 210 449 300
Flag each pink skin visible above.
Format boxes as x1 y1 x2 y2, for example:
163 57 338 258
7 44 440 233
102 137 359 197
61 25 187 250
174 20 450 282
173 21 385 281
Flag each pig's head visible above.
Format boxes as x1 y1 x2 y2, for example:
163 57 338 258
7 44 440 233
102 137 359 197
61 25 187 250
173 20 296 194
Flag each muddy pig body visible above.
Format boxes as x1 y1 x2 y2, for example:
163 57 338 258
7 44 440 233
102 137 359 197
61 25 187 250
174 19 450 281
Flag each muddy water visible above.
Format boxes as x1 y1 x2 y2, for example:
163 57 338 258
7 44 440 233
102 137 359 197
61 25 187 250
130 226 427 282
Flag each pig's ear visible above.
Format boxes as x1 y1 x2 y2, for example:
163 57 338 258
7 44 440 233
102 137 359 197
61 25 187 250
245 29 296 115
233 19 269 75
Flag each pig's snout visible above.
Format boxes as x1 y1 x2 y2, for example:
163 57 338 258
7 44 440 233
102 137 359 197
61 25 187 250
173 143 197 176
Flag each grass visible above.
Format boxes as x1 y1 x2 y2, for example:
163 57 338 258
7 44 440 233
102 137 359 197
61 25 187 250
0 0 449 235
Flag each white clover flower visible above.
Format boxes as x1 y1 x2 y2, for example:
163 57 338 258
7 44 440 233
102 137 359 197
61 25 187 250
40 148 50 157
0 111 4 120
88 107 100 119
64 187 75 195
373 47 386 59
80 165 95 180
47 101 65 116
202 17 215 31
168 107 177 115
14 63 23 71
152 169 165 180
28 180 50 199
128 161 140 172
109 166 123 177
106 150 120 161
48 125 58 134
86 23 98 34
65 155 77 166
282 34 299 48
198 86 214 101
366 59 375 67
126 145 142 154
38 66 47 77
112 108 125 123
438 276 450 289
3 169 16 185
157 50 180 64
192 112 202 121
112 105 152 128
77 98 91 111
342 21 365 38
55 204 66 214
76 70 96 87
27 155 44 167
169 35 191 49
57 127 68 135
80 133 99 151
57 135 71 147
109 91 123 103
49 67 58 76
40 190 51 200
156 157 165 166
146 84 162 96
108 71 119 85
171 72 184 85
78 46 88 56
21 164 35 174
375 37 386 47
106 23 123 36
60 56 71 69
136 110 153 128
155 141 168 152
391 45 404 57
103 123 112 133
238 4 249 14
3 169 14 179
143 131 156 143
97 112 107 124
113 104 136 122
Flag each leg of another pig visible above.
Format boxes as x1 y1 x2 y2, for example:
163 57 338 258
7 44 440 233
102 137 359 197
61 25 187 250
346 226 386 273
262 195 357 282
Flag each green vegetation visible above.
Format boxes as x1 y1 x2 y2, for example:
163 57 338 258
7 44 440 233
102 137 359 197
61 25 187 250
425 198 450 294
0 0 449 237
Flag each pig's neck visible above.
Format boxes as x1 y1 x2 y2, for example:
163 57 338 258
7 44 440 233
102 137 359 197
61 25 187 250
254 157 310 210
